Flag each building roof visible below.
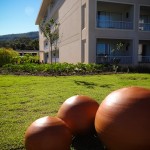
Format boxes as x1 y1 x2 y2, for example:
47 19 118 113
35 0 53 25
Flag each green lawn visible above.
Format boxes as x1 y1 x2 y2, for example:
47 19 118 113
0 74 150 150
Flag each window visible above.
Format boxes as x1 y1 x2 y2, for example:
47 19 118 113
81 40 86 63
96 40 118 56
96 43 110 56
44 41 48 50
97 11 122 28
97 11 122 21
111 13 122 21
97 12 110 28
97 43 105 55
82 4 86 29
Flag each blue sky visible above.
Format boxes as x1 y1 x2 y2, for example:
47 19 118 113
0 0 42 35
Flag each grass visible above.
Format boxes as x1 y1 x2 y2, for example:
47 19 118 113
0 73 150 150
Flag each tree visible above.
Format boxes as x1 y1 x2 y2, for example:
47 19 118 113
29 39 39 50
111 41 125 72
111 42 124 53
40 18 59 63
0 37 39 51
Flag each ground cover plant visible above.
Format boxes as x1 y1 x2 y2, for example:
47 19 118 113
0 74 150 149
1 62 150 76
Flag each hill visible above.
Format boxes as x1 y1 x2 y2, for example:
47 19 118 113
0 31 39 41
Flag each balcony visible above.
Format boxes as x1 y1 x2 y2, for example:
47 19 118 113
97 2 134 30
97 20 133 30
140 6 150 31
96 56 132 64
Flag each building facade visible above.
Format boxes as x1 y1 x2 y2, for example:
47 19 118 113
16 50 39 56
36 0 150 65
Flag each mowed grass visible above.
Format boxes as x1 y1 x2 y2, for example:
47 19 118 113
0 73 150 150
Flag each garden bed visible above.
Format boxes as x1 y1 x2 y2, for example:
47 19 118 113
1 62 149 76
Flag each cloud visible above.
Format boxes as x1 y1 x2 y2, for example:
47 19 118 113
25 6 34 16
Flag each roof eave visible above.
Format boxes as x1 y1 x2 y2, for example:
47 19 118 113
35 0 52 25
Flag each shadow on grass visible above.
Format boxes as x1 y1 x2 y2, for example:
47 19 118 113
74 80 97 89
99 84 114 88
119 76 149 81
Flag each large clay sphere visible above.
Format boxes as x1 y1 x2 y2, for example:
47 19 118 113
57 95 99 135
95 87 150 150
25 116 72 150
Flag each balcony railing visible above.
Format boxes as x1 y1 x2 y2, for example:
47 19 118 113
97 20 133 30
138 56 150 63
139 23 150 31
96 56 132 64
52 57 59 63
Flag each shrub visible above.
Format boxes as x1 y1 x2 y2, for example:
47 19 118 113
2 62 150 76
0 48 19 67
1 63 106 75
13 54 39 64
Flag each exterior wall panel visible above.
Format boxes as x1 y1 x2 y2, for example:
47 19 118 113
59 0 82 63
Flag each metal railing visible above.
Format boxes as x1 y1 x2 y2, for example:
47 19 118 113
138 56 150 63
96 56 132 64
52 57 59 63
139 23 150 31
97 20 133 30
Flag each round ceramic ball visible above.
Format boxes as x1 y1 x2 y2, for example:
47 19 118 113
25 116 72 150
95 87 150 150
57 95 99 135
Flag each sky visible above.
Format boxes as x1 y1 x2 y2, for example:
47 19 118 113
0 0 42 36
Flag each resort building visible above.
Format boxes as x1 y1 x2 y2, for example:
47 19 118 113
36 0 150 65
16 50 39 56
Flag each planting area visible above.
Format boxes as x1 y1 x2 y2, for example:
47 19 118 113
0 74 150 149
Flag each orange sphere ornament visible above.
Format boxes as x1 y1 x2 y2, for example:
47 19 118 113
57 95 99 135
25 116 72 150
95 87 150 150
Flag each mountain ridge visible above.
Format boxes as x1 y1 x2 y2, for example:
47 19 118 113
0 31 39 41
